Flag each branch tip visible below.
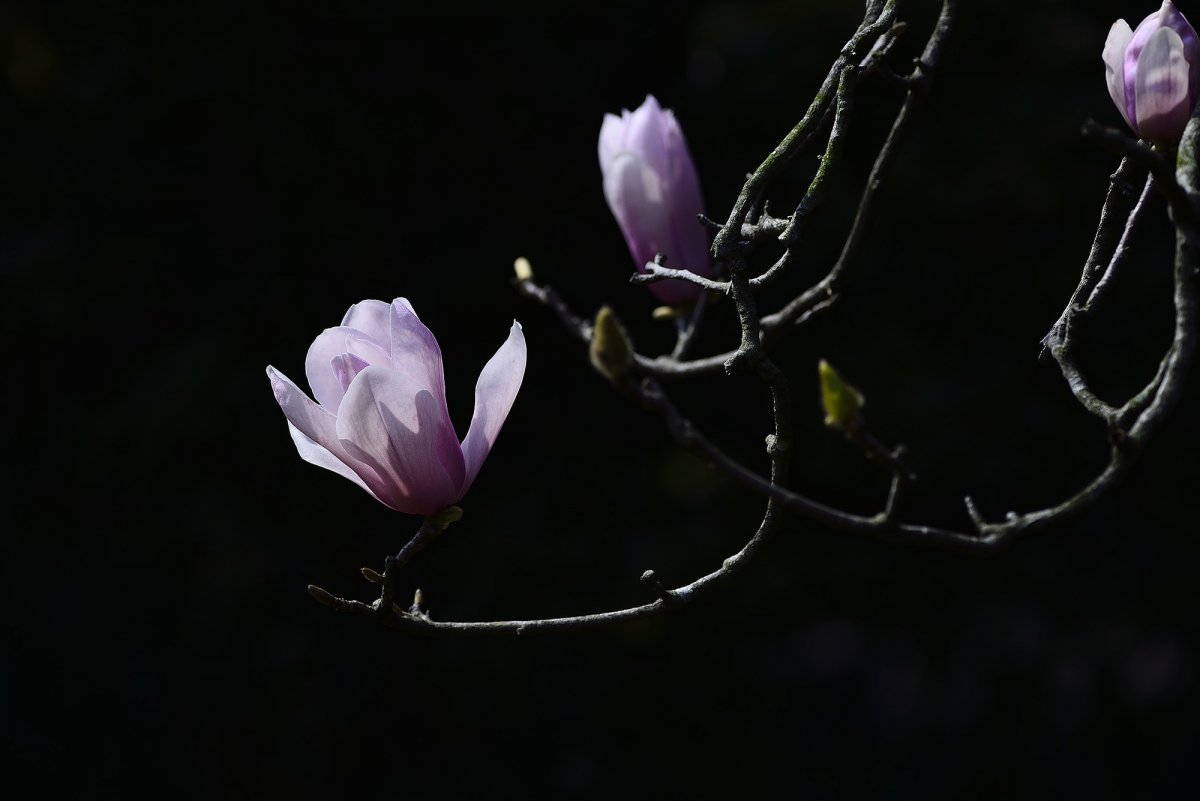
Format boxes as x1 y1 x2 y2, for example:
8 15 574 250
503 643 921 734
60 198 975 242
308 584 338 608
640 569 674 605
963 496 986 531
411 588 426 615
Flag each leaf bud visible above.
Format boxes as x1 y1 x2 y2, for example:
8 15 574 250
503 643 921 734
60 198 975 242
513 256 534 282
590 306 635 384
818 359 865 434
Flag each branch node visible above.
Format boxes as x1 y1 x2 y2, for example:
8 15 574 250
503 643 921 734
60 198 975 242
640 569 675 606
723 351 748 375
765 434 791 456
1108 425 1130 449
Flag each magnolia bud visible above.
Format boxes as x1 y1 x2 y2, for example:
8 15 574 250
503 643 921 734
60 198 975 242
599 95 712 305
1104 1 1200 141
819 359 865 434
652 306 678 320
590 306 635 384
513 256 534 282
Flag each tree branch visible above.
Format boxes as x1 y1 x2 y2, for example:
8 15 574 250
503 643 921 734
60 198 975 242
309 0 1198 638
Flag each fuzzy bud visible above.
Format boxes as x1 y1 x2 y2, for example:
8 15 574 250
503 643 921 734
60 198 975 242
590 306 635 384
819 359 865 434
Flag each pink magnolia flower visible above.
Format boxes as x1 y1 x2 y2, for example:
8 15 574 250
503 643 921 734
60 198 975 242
598 94 710 305
1104 0 1200 141
267 298 526 515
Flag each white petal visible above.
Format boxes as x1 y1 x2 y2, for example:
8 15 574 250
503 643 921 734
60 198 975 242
341 299 391 343
1104 20 1135 128
598 113 626 175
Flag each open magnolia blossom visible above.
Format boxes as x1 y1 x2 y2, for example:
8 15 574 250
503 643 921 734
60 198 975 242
599 94 710 305
267 298 526 516
1104 0 1200 141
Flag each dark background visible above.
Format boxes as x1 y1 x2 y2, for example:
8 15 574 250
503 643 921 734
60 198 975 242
5 0 1199 797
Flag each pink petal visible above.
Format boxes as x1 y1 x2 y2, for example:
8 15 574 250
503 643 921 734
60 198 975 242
335 365 465 515
305 326 391 411
387 298 453 419
460 321 527 494
604 151 701 305
604 150 669 265
266 366 389 504
331 353 370 395
344 329 392 369
624 95 671 176
1135 26 1191 139
661 111 710 278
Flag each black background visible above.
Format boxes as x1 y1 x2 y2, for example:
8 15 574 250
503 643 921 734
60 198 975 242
5 0 1200 797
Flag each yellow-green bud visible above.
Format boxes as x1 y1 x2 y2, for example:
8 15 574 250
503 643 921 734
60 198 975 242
590 306 634 383
819 359 864 433
513 256 534 282
651 306 678 320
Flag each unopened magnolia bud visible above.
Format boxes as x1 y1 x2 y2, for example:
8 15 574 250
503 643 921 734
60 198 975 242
513 256 534 282
599 95 711 305
819 359 864 433
590 306 634 383
1104 1 1200 142
361 567 384 584
428 505 464 530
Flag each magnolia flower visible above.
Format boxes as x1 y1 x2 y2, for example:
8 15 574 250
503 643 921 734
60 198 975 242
598 94 710 305
1104 0 1200 141
267 298 526 515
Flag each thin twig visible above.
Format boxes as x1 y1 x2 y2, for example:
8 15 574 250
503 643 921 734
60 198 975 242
709 2 899 268
1083 173 1156 315
630 260 731 293
671 291 709 361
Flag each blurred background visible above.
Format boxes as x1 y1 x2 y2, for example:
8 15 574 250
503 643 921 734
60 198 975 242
5 0 1199 797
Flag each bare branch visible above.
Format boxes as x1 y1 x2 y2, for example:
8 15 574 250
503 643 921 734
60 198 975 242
630 257 731 294
1083 173 1156 315
313 0 1199 639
